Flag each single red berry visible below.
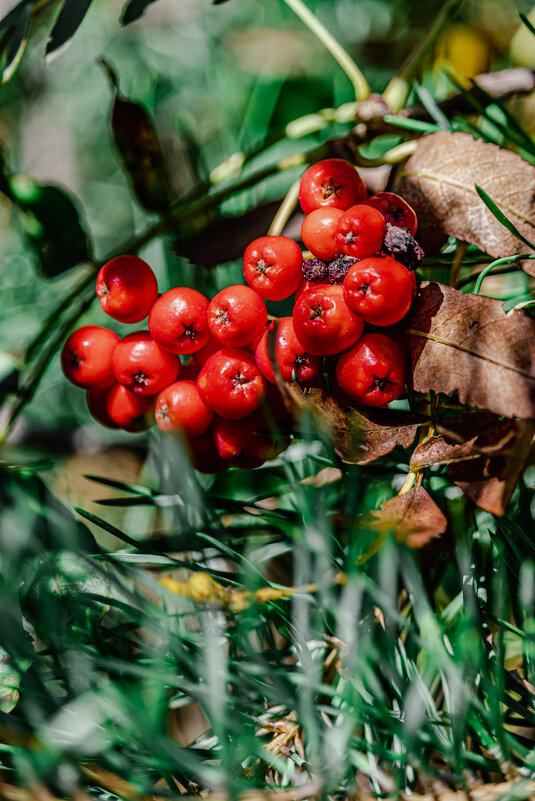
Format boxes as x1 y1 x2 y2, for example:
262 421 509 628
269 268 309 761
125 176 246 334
301 207 343 261
61 325 119 390
343 257 414 326
207 284 267 347
86 388 119 429
96 255 158 323
105 384 155 431
155 380 213 438
336 333 406 407
243 236 303 301
213 412 279 468
255 318 322 385
197 347 267 420
335 205 385 259
149 287 210 355
294 276 329 303
112 331 180 396
362 192 418 236
292 285 364 356
299 159 366 215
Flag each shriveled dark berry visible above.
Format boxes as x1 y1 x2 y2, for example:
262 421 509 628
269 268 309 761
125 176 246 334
328 254 358 284
382 223 424 271
302 257 328 282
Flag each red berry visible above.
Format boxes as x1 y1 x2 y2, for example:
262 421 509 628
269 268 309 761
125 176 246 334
362 192 418 236
112 331 180 396
188 428 228 474
335 205 385 259
207 285 267 348
179 358 201 381
105 384 155 431
149 287 210 355
255 318 322 385
301 208 343 261
243 236 303 301
294 276 329 303
197 348 267 420
299 159 366 215
292 285 364 356
336 333 406 407
96 256 158 324
86 388 119 429
213 412 278 468
61 325 119 390
155 380 213 438
343 257 414 326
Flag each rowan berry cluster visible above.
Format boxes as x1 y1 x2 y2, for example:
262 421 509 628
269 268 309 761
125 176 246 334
61 158 423 472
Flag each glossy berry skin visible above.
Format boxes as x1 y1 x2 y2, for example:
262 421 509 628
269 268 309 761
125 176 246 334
293 285 364 356
335 204 385 259
255 318 322 385
61 325 119 390
336 333 406 407
343 257 414 326
299 159 366 215
112 331 180 396
155 380 213 438
192 335 222 367
149 287 210 355
294 277 329 303
301 207 343 261
243 236 303 301
105 384 155 431
362 192 418 236
212 412 278 469
96 256 158 324
207 285 267 347
197 348 267 420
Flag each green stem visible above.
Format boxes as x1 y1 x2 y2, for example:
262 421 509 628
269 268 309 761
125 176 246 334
280 0 370 102
473 254 535 295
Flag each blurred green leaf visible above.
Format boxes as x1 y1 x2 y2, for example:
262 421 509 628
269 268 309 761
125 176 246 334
102 59 173 214
0 648 21 713
45 0 93 62
1 2 30 84
120 0 159 24
15 184 91 277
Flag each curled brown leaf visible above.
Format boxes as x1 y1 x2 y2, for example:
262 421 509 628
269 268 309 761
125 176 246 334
394 131 535 257
408 282 535 420
357 487 447 548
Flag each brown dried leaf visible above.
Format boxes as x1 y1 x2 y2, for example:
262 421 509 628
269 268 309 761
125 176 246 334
357 487 447 548
410 412 519 468
394 131 535 258
285 385 426 464
409 282 535 419
410 412 535 515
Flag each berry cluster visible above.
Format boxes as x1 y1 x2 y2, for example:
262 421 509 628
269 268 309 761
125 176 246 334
61 158 423 472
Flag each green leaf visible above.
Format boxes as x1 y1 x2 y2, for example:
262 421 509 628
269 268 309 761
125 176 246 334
102 59 173 213
475 185 535 252
120 0 159 24
519 12 535 37
0 648 21 713
1 2 30 84
45 0 93 62
13 183 91 276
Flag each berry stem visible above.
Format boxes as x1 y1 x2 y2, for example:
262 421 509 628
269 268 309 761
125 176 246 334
268 179 300 237
280 0 370 102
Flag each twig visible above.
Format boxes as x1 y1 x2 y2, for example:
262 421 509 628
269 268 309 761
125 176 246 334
268 180 300 236
449 241 467 288
280 0 369 102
